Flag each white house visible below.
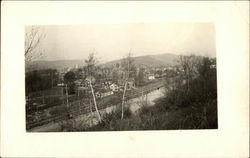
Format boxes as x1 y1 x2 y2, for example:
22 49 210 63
57 83 65 87
96 90 114 98
110 83 118 92
148 75 155 80
102 90 114 97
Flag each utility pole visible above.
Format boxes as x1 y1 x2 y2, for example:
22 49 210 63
141 90 144 106
89 79 102 122
90 98 93 114
62 87 64 105
66 84 69 107
77 87 79 97
121 52 131 119
121 81 128 119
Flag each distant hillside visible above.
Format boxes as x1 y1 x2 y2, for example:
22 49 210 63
26 53 179 71
26 60 85 71
103 53 179 68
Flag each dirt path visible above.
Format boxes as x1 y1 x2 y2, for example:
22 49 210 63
128 87 165 113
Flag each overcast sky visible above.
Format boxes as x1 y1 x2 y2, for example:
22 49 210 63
28 23 216 63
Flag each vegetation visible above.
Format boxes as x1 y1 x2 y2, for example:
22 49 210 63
135 67 145 86
85 52 102 122
76 106 133 131
25 69 59 94
26 52 217 131
74 55 217 131
121 52 135 119
64 71 76 95
25 26 45 62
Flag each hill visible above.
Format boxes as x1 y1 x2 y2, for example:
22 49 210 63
26 60 85 71
26 53 179 71
103 53 179 68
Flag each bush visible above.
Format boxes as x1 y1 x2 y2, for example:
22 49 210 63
75 57 218 131
164 57 217 109
82 106 132 131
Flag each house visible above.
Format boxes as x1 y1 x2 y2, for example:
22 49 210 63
148 75 155 80
102 90 114 97
155 73 161 78
118 86 124 92
67 67 71 72
110 83 118 92
57 83 65 87
210 64 216 69
95 92 102 98
96 89 114 98
85 76 96 84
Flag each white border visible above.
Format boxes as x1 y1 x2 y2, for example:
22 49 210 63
1 1 249 157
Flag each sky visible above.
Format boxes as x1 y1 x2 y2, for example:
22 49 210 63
27 23 216 63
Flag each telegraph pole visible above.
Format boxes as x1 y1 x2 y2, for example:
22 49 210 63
62 87 64 105
141 90 144 106
89 79 101 122
66 84 69 107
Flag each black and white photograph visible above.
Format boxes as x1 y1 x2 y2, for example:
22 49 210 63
1 1 249 158
25 23 217 132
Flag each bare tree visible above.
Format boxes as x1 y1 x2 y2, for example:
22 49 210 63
25 26 45 62
121 51 134 119
85 52 102 122
178 54 199 92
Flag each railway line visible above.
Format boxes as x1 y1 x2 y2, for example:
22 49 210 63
26 79 165 130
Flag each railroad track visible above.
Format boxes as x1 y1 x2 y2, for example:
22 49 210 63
26 80 165 130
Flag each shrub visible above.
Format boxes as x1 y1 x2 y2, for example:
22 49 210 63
82 106 133 131
75 57 218 131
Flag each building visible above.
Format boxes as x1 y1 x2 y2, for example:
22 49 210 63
110 83 119 92
148 75 155 80
96 89 114 98
57 83 65 87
